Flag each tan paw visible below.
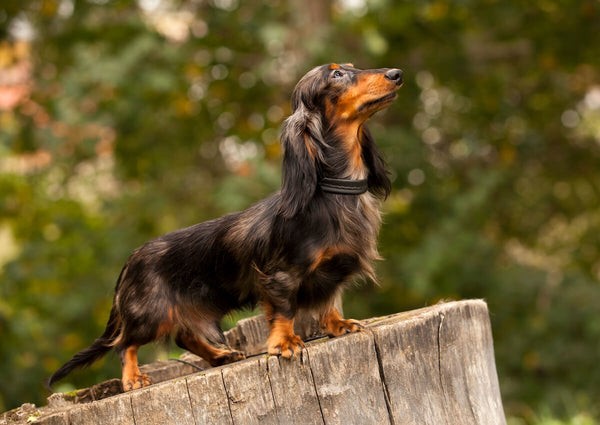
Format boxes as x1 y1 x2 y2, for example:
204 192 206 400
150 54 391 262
267 333 305 359
122 373 151 391
211 350 246 366
324 318 363 337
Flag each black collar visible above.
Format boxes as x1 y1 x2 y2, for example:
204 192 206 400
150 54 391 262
319 177 369 195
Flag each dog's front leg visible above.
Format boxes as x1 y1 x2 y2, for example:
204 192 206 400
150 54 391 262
265 312 305 359
260 271 304 359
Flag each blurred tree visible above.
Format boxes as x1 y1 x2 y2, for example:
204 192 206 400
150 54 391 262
0 0 599 423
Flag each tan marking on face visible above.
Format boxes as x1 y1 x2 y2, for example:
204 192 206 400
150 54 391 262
329 71 398 124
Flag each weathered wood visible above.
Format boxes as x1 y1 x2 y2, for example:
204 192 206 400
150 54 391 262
68 394 134 425
437 301 505 424
371 306 448 423
187 368 233 425
370 300 506 425
1 404 39 424
225 315 270 356
140 356 208 385
220 357 278 425
266 353 324 425
2 300 506 425
89 379 123 402
307 331 391 425
129 379 195 425
34 412 69 425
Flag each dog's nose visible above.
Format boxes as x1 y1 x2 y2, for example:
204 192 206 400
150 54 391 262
385 68 403 85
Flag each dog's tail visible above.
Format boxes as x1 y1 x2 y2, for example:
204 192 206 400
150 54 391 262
47 266 130 389
47 303 121 389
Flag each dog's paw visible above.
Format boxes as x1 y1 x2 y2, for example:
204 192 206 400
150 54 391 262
122 372 151 391
211 350 246 366
267 333 305 359
324 317 363 337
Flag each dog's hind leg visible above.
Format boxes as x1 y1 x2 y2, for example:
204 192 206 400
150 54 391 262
116 307 176 391
120 345 151 391
175 328 245 367
320 306 363 337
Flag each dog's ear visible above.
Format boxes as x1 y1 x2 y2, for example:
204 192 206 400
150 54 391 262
290 66 327 112
361 126 391 199
278 107 321 218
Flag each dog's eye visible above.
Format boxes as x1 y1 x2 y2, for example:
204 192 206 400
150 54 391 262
332 70 344 79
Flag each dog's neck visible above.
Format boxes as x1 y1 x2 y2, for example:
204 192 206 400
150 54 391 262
319 176 368 195
325 120 368 180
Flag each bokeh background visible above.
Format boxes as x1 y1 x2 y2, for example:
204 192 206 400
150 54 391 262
1 0 599 423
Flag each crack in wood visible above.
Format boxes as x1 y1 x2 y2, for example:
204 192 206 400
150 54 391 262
183 380 198 425
220 370 236 423
129 395 138 425
370 329 396 425
437 311 446 399
303 349 327 425
258 357 278 422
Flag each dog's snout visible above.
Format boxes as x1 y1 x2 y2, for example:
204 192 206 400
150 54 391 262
385 68 403 85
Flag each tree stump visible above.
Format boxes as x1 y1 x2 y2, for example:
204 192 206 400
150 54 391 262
0 300 506 425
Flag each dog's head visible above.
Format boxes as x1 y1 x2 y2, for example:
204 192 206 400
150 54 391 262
279 64 402 218
291 63 403 124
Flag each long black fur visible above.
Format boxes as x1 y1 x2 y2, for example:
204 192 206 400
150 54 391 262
48 63 402 388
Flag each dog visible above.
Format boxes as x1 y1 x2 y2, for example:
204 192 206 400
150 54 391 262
48 63 403 391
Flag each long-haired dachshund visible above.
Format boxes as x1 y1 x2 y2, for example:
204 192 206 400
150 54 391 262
48 63 403 391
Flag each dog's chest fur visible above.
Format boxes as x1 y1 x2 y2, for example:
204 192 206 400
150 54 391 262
227 190 382 285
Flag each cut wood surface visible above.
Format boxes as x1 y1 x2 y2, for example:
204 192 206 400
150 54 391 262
1 300 506 425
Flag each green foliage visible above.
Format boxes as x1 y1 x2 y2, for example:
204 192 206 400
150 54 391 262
1 0 599 422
